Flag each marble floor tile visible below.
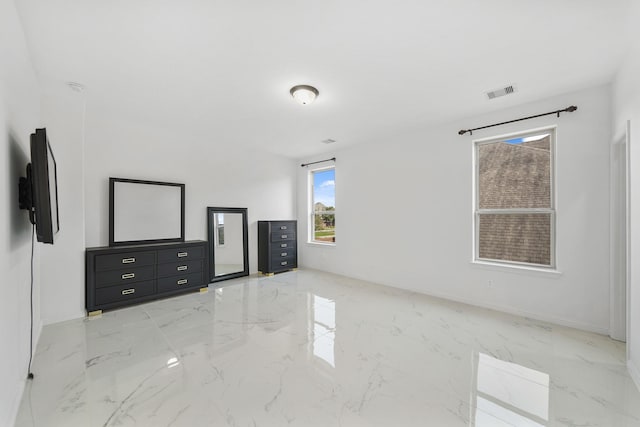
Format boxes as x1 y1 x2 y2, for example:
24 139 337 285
15 269 640 426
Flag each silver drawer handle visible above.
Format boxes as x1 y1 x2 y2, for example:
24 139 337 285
280 226 287 230
177 265 188 271
121 273 135 280
177 252 188 258
122 258 136 264
122 288 135 295
281 235 288 239
281 252 288 257
280 243 288 248
177 279 188 285
281 261 288 266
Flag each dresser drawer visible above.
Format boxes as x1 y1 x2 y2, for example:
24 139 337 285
157 246 204 263
270 231 296 242
271 221 296 232
270 257 296 271
157 260 203 278
270 247 296 260
271 241 295 251
95 265 155 288
86 240 209 313
95 251 155 272
157 272 204 293
95 280 155 305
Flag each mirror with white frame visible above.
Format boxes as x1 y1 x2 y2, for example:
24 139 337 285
207 207 249 282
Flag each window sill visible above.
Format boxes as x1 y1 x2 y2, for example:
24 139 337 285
471 260 562 276
306 241 336 247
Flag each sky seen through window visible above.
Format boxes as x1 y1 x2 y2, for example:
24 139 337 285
313 169 335 208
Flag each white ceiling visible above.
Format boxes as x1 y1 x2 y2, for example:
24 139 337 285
16 0 631 158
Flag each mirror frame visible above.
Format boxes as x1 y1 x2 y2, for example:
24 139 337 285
109 177 185 247
207 207 249 283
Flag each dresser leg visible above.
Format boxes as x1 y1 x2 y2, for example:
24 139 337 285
88 310 102 317
199 288 208 293
261 272 275 277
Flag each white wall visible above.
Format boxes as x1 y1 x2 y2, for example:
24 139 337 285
38 86 87 324
31 105 297 329
612 0 640 389
298 85 612 334
83 113 297 271
0 0 42 424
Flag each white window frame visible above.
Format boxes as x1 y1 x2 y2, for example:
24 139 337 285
472 126 557 269
308 165 336 246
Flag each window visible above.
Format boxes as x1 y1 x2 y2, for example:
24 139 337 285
474 128 555 268
216 213 225 246
310 166 335 244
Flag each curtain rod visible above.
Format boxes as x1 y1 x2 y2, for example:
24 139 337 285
458 105 577 136
300 157 336 168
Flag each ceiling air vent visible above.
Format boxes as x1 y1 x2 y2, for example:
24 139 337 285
321 138 336 144
486 85 516 100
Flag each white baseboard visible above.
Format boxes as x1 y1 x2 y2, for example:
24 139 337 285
42 309 86 325
405 287 610 335
305 267 610 336
628 359 640 392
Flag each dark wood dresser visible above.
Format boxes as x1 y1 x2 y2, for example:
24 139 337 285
257 221 297 275
85 240 208 315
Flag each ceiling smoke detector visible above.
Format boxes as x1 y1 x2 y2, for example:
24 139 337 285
321 138 336 144
486 85 516 100
67 82 85 93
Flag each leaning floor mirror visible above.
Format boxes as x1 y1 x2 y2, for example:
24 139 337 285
207 207 249 283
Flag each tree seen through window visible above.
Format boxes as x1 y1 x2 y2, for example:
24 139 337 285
311 167 335 243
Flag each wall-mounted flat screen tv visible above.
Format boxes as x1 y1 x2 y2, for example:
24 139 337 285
109 178 185 247
19 128 60 244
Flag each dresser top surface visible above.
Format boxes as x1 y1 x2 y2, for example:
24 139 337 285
87 240 206 254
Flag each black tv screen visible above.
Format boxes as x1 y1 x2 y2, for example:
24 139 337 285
30 128 59 244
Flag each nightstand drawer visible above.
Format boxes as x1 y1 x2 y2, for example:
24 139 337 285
157 260 203 278
95 251 155 272
95 280 155 305
95 265 155 288
157 272 204 293
271 231 296 242
157 246 204 263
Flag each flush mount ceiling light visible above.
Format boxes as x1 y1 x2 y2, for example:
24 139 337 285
290 85 319 105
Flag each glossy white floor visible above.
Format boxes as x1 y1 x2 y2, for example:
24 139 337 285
15 269 640 427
